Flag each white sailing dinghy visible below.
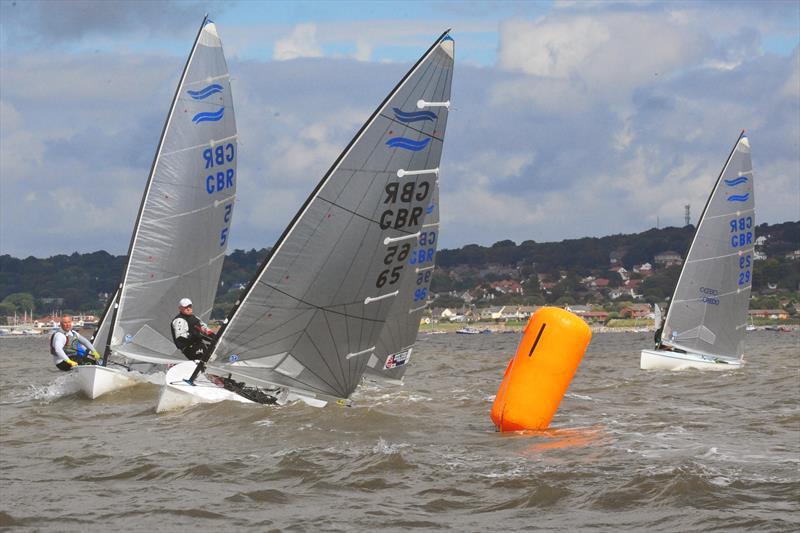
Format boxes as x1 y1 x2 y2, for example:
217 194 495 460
78 17 237 398
157 31 455 412
641 132 754 370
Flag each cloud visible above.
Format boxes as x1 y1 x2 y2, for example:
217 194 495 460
0 0 217 47
0 2 797 258
273 23 324 61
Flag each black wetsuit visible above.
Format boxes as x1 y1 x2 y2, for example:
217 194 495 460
170 313 213 361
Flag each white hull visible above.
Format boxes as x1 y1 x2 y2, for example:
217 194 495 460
640 349 743 371
156 361 329 412
156 361 253 413
76 365 142 399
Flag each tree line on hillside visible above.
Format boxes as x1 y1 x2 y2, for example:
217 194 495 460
0 221 797 320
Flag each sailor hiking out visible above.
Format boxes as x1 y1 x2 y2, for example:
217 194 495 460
51 315 101 371
170 298 214 384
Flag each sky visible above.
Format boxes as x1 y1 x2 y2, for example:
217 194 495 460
1 0 798 258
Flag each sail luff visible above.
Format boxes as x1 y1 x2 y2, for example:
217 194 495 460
106 15 210 352
211 30 452 355
660 130 746 345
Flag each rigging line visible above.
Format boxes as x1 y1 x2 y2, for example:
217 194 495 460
123 251 225 288
259 283 387 324
302 320 349 394
316 196 420 236
322 309 350 392
160 134 238 157
281 324 346 397
351 334 374 388
219 298 318 350
684 248 755 263
224 316 313 358
217 365 332 397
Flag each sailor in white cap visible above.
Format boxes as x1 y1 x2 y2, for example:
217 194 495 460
170 297 215 370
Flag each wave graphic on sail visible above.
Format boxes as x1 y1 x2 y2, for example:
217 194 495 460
724 176 749 186
392 107 437 123
727 193 750 202
187 84 224 100
192 107 225 123
386 137 430 151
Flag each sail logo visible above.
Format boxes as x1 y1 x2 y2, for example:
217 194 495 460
426 203 435 215
192 107 225 124
727 193 750 202
187 84 224 100
386 137 430 151
392 107 437 123
228 354 239 362
724 176 748 187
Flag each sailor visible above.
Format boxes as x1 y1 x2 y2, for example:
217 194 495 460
170 298 214 384
50 315 101 371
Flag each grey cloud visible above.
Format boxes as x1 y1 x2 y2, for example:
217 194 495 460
1 7 797 258
0 0 230 46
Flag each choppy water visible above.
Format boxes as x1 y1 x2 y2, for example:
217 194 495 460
1 331 798 532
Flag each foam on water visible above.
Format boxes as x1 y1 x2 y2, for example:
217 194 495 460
0 331 797 531
26 373 82 403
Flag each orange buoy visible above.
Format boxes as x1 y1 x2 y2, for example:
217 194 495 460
490 307 592 432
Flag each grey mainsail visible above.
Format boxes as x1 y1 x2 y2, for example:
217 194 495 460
661 132 754 361
366 184 441 383
207 32 455 400
104 18 237 364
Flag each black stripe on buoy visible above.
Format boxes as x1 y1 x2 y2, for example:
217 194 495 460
528 323 546 357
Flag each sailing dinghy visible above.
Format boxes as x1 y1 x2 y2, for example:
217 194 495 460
641 132 754 370
157 31 454 412
78 17 237 398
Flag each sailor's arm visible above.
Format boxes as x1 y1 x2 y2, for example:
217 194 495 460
74 332 99 355
172 317 191 350
197 319 213 336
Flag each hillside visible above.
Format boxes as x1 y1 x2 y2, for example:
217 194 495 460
1 221 797 319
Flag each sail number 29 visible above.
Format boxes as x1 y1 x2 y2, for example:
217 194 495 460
738 254 751 286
